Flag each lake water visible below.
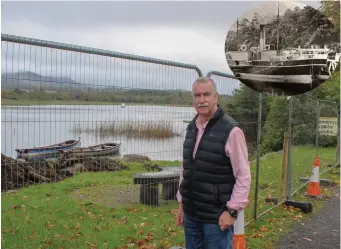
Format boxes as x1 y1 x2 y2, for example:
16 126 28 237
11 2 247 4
1 104 195 160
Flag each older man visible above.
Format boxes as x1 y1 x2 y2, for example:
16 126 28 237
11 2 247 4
175 77 251 249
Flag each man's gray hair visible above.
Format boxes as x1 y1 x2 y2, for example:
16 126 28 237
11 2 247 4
192 76 217 93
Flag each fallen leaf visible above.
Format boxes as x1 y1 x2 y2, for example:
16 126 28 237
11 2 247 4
120 216 128 224
170 209 178 215
85 241 97 248
48 224 55 230
63 224 71 230
127 208 137 213
294 214 302 220
145 234 154 242
137 239 146 247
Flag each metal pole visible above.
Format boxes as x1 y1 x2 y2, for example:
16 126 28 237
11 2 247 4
315 100 320 157
337 110 340 164
1 33 203 77
253 92 262 220
286 96 293 200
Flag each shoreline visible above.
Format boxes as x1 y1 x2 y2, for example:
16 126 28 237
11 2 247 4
1 99 193 107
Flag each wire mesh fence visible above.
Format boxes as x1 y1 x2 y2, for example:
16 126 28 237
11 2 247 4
1 34 340 248
1 34 202 192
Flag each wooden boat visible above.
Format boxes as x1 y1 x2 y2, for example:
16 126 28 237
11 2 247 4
15 138 80 161
58 143 121 159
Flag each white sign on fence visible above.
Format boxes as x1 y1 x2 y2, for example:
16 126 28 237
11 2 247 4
318 117 338 136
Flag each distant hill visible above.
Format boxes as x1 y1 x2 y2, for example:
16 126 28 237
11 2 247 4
1 71 239 95
1 71 80 90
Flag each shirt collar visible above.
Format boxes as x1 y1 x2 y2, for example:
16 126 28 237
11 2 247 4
195 117 208 130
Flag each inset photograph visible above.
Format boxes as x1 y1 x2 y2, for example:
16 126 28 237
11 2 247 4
225 1 340 96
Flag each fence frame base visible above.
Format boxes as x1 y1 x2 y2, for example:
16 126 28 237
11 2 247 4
265 197 313 214
299 177 334 186
283 200 313 213
264 197 279 205
327 163 340 168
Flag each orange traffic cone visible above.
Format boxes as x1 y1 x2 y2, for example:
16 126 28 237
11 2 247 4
306 156 321 198
233 209 246 249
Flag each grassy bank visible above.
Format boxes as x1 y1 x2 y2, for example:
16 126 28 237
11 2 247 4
72 121 180 139
1 146 339 249
1 99 192 107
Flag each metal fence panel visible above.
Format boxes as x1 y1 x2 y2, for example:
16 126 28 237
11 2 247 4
1 35 202 192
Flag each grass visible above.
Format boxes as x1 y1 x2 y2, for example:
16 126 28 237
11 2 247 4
244 145 339 249
1 99 192 107
1 146 339 249
71 121 179 139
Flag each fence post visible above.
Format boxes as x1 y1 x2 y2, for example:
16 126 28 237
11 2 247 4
286 96 293 200
315 99 320 157
279 132 289 201
337 111 340 164
253 92 262 220
283 96 313 214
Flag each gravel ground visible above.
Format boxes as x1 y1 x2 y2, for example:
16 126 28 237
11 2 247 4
275 188 340 249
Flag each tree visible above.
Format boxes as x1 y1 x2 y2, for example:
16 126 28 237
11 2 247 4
311 71 340 107
320 0 340 33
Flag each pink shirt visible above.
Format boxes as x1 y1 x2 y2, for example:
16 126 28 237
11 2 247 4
176 119 251 212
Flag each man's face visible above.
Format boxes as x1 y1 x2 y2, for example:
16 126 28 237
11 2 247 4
192 82 218 117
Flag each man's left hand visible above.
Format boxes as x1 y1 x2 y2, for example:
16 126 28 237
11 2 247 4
219 211 235 231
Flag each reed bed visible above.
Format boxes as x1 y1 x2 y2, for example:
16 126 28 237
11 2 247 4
71 121 178 138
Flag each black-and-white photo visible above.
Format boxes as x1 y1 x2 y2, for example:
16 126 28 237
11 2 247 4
225 1 340 96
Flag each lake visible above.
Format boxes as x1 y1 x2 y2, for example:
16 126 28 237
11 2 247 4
1 104 196 160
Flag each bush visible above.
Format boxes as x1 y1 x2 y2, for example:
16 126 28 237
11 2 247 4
318 135 338 147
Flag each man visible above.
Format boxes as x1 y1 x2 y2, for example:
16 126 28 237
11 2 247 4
175 77 251 249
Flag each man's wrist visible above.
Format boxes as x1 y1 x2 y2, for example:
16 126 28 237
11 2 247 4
225 207 238 219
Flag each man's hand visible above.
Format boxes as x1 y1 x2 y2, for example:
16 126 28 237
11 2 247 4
219 211 235 231
175 203 184 227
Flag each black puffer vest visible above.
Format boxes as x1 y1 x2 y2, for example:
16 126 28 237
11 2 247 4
180 107 238 224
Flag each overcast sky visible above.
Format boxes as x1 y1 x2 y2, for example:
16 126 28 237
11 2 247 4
1 1 321 93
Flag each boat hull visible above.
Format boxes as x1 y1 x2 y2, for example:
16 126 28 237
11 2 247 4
236 73 314 84
229 59 329 77
16 139 80 161
229 58 334 95
17 151 61 161
59 143 121 159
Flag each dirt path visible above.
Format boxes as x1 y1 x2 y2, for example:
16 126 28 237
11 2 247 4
275 188 340 249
